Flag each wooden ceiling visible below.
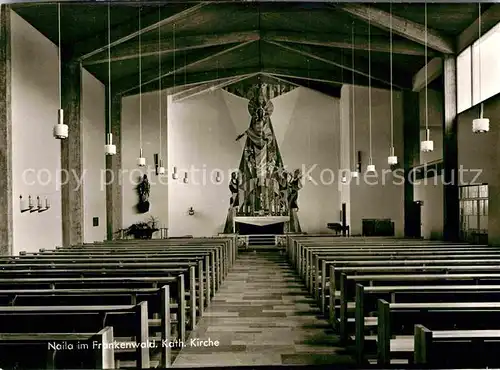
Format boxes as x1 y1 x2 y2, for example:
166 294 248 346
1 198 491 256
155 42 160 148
12 2 500 99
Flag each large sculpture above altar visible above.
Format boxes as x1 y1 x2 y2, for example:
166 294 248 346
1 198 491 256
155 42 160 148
224 84 301 233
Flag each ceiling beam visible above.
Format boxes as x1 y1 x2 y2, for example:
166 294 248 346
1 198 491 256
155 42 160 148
261 73 341 98
267 40 410 89
118 40 256 95
335 3 454 54
263 30 435 57
262 67 391 91
172 73 259 102
83 30 260 66
457 4 500 54
73 2 208 62
412 57 442 92
119 67 261 97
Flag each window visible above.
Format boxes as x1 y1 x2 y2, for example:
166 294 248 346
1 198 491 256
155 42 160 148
459 184 488 244
457 21 500 113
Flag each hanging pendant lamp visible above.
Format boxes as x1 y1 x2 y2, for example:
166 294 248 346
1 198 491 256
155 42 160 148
421 3 434 153
366 9 376 173
387 4 398 166
472 3 489 133
350 23 359 179
171 24 178 179
156 6 165 174
137 7 146 167
105 3 116 156
53 3 68 139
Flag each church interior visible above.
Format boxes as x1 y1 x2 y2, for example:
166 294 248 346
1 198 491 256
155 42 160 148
0 0 500 368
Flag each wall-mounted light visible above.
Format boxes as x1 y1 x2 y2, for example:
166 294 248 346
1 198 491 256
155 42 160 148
172 166 179 180
28 195 34 210
183 172 189 184
215 171 221 183
188 207 195 216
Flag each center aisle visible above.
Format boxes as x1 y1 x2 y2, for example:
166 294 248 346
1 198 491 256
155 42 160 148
173 250 355 367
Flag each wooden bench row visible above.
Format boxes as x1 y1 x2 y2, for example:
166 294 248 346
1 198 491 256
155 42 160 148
0 237 235 369
286 235 500 367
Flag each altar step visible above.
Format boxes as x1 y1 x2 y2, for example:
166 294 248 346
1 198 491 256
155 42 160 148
248 234 276 246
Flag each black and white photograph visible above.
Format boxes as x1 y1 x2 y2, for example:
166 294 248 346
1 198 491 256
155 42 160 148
0 0 499 368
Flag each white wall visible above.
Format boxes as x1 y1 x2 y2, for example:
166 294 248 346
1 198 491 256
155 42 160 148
11 10 62 254
419 89 443 164
278 88 340 233
347 86 405 236
414 175 444 239
122 91 169 232
457 94 500 244
82 70 106 242
163 87 341 236
167 89 243 237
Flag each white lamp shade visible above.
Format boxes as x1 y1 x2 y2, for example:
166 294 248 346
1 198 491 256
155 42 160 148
157 166 165 175
53 124 68 139
105 144 116 156
421 140 434 152
137 157 146 167
472 118 490 133
367 164 376 172
341 176 347 183
388 156 398 165
351 170 359 178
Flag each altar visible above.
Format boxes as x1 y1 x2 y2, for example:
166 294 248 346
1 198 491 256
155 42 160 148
234 216 289 235
222 82 302 236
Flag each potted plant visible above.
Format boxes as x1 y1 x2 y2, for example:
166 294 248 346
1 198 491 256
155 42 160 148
117 216 159 239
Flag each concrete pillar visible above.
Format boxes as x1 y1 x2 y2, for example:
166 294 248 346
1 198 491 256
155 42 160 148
403 91 420 237
0 5 12 255
442 55 460 241
106 93 122 240
61 62 83 247
340 85 351 228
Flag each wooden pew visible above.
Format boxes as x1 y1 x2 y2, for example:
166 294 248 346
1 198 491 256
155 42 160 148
0 327 115 369
377 300 500 365
414 324 500 368
0 285 179 367
337 272 500 340
354 284 500 363
321 257 500 315
332 264 500 330
0 262 206 320
26 249 220 293
0 302 151 369
304 247 496 292
298 244 492 289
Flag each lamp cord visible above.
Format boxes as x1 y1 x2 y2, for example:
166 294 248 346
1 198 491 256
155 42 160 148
58 3 61 110
478 3 483 118
368 7 372 164
139 7 142 150
351 22 356 169
107 3 111 139
425 2 429 137
158 5 162 159
390 2 393 150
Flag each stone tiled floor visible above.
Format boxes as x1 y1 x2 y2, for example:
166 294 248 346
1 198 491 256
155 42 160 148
173 250 354 367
